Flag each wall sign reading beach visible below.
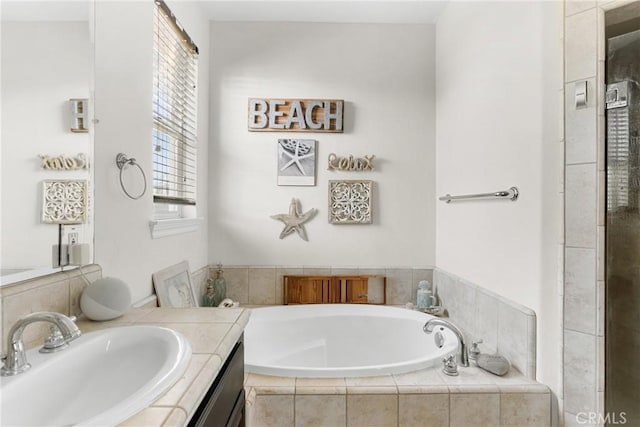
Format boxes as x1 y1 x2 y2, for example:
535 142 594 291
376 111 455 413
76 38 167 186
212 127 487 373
248 98 344 132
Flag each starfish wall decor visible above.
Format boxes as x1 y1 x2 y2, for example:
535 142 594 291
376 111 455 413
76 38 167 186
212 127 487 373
270 198 317 241
277 139 317 186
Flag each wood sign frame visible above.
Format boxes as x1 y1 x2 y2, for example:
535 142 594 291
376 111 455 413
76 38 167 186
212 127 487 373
248 98 344 132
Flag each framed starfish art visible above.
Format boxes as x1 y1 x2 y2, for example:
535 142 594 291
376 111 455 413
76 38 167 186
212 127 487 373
277 139 316 186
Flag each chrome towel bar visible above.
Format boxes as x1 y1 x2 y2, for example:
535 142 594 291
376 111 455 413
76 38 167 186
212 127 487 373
439 186 519 203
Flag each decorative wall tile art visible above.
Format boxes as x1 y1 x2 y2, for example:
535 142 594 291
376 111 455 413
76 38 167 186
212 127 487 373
277 139 316 186
329 180 373 224
42 179 88 224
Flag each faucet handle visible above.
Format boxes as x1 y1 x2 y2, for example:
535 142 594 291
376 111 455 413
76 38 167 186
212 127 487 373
40 326 69 353
469 339 483 361
40 316 78 353
442 354 459 376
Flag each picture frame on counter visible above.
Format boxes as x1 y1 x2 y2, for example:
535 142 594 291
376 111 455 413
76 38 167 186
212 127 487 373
152 260 199 308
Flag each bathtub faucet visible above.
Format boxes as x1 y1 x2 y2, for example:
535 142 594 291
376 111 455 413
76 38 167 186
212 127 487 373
423 318 469 367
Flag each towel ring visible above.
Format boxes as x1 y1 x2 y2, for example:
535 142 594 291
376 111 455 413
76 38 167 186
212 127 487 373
116 153 147 200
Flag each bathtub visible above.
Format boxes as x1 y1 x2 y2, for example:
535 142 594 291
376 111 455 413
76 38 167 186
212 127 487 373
244 304 459 378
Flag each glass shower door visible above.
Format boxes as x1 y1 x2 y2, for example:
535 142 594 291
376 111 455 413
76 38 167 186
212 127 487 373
606 27 640 426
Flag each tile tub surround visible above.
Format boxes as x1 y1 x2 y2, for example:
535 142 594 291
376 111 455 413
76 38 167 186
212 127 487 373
244 365 551 427
216 265 535 379
76 307 250 426
211 265 433 306
433 268 537 379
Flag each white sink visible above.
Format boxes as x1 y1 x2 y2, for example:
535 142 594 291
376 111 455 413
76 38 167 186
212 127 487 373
1 325 191 426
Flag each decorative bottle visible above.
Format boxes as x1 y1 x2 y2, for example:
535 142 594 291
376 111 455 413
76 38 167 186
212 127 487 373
416 280 433 310
212 263 227 307
203 279 216 307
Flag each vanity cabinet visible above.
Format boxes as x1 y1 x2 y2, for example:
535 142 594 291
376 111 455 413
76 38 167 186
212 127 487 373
188 335 245 427
283 275 386 305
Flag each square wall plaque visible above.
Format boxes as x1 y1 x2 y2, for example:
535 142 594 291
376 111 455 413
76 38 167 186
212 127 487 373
42 179 89 224
329 180 373 224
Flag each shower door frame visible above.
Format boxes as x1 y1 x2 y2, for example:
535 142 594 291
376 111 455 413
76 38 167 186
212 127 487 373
563 1 640 426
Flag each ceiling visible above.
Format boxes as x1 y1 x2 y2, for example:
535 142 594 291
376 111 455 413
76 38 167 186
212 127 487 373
1 0 448 24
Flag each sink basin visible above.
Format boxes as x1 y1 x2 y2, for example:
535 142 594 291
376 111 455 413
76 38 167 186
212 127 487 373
1 325 191 426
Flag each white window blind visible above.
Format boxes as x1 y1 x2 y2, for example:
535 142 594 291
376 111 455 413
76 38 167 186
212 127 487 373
153 0 198 206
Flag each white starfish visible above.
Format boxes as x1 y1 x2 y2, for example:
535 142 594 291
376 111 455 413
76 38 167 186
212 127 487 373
280 141 315 175
270 198 317 241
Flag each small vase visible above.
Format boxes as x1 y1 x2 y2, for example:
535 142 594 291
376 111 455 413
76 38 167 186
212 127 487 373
203 281 216 307
212 263 227 307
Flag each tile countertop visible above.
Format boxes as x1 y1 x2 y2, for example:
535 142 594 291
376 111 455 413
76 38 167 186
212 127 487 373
74 307 250 427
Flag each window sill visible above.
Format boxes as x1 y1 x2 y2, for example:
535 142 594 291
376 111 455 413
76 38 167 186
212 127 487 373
149 217 203 239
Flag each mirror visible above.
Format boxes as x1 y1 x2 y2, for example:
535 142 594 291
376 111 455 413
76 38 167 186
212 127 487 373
0 1 94 286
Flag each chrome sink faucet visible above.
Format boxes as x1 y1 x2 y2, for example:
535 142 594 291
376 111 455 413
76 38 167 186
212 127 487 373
423 318 469 367
1 312 81 376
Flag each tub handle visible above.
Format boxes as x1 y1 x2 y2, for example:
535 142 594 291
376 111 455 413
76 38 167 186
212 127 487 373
442 354 458 376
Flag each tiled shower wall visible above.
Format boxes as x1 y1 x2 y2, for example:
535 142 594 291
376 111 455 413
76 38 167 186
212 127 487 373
216 265 536 379
563 1 631 425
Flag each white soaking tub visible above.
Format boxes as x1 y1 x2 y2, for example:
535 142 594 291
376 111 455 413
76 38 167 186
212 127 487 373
244 304 459 378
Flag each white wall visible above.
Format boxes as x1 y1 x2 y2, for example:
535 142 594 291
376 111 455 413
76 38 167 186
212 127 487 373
1 22 91 269
435 2 563 393
208 22 436 267
93 1 209 302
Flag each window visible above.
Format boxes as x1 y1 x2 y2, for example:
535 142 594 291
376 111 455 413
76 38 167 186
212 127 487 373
152 0 198 215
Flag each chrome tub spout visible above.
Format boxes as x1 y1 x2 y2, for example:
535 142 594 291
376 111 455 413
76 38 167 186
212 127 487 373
423 318 469 367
